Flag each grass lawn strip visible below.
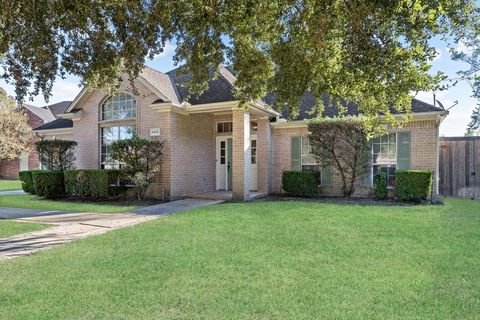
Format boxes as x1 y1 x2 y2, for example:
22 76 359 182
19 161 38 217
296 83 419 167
0 198 478 319
0 180 22 192
0 220 50 238
0 195 143 214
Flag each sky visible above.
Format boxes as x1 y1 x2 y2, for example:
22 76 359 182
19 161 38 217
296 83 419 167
0 39 476 137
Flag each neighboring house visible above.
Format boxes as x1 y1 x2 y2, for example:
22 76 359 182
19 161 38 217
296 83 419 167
33 66 448 200
0 101 72 179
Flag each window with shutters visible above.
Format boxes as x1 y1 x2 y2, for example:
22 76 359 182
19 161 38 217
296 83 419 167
301 137 321 171
372 133 397 187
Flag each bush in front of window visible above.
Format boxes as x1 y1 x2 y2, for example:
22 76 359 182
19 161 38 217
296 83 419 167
32 171 65 198
35 139 77 171
374 172 388 199
282 171 320 197
394 170 432 202
19 170 45 194
64 169 122 199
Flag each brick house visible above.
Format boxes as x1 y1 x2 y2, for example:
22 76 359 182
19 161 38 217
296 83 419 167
33 66 448 200
0 104 55 179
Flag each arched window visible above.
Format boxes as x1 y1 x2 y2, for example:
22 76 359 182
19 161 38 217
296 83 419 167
102 93 136 121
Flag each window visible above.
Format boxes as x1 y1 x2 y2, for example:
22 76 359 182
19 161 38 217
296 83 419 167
250 121 258 132
301 137 321 172
220 140 226 164
372 133 397 187
101 125 136 169
251 140 257 164
217 122 232 133
102 93 136 121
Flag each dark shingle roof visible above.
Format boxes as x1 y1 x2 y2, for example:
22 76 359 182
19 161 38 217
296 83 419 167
34 118 73 131
264 92 444 120
167 66 236 105
45 101 72 117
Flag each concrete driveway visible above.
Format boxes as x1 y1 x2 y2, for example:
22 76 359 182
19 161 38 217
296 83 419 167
0 207 75 220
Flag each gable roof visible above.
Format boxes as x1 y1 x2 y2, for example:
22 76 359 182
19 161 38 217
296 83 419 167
21 104 56 123
44 101 72 117
34 118 73 131
139 67 181 105
167 66 237 105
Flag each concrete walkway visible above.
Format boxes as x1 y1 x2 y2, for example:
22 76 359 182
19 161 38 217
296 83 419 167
0 207 75 219
0 213 156 260
0 198 224 261
0 190 26 196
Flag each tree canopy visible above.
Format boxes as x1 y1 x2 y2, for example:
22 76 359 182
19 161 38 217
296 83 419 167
1 1 479 130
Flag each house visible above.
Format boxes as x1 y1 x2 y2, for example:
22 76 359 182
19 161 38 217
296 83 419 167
0 101 72 179
33 66 448 200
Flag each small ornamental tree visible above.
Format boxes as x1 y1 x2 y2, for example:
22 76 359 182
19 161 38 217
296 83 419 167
0 88 33 160
35 139 77 171
308 117 371 197
110 136 164 200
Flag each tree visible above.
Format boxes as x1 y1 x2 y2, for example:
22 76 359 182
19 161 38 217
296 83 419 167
308 117 371 197
0 87 32 160
0 1 478 133
465 105 480 136
110 136 164 200
35 139 77 171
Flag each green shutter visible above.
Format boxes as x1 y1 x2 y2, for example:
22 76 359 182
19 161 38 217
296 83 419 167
397 131 411 170
291 136 301 171
321 164 333 186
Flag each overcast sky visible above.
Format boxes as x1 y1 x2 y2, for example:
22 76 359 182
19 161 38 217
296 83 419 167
0 40 476 137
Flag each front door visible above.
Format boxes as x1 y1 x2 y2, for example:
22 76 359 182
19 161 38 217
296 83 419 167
216 137 232 190
249 136 258 191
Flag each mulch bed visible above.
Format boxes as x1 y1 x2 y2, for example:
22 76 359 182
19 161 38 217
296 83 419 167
258 195 443 206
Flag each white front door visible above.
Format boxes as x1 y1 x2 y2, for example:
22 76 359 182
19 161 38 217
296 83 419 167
216 137 232 190
249 136 258 191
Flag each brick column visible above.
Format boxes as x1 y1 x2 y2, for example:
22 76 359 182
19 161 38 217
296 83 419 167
257 117 272 194
232 110 250 201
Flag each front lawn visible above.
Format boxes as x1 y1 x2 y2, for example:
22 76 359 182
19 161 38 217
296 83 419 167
0 195 143 213
0 220 49 238
1 199 479 319
0 180 21 191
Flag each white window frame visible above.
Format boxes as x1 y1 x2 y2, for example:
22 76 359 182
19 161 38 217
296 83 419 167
100 125 136 169
371 132 397 188
216 121 233 133
300 136 322 184
101 92 137 121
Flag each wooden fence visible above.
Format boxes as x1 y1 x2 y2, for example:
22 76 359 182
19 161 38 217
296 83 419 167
439 136 480 198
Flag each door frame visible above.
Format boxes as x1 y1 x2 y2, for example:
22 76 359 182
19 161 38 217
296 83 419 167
216 136 233 191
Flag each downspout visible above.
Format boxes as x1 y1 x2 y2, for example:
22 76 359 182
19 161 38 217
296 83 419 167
435 114 442 197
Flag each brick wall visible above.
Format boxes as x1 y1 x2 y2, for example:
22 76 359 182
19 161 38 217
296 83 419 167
169 112 215 197
271 119 440 196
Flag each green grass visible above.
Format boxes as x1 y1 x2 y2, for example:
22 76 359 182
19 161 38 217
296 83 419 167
0 220 49 238
0 198 479 319
0 195 142 213
0 180 21 191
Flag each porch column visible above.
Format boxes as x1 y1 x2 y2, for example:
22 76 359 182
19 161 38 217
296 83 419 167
257 117 272 193
232 110 250 201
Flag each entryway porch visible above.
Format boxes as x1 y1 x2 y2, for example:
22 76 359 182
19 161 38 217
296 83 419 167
188 190 268 201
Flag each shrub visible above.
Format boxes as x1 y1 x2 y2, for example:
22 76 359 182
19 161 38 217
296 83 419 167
374 172 388 199
111 136 164 200
35 139 77 171
18 170 44 194
394 170 432 202
64 169 121 199
32 171 65 198
282 171 320 197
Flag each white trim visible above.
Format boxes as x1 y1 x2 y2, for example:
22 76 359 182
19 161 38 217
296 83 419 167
34 128 74 136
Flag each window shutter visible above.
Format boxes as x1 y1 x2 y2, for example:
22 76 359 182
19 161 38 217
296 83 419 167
291 136 301 171
321 164 333 186
397 131 411 170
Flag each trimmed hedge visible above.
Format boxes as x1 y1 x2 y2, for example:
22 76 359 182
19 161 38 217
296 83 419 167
64 169 122 199
32 171 65 198
394 170 432 202
374 172 388 199
282 171 320 197
19 170 46 194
